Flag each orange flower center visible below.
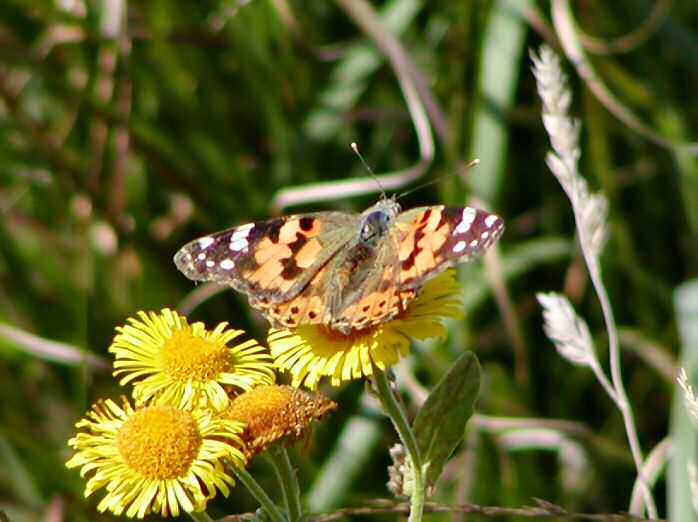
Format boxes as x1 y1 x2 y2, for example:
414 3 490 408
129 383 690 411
159 328 232 381
117 405 201 480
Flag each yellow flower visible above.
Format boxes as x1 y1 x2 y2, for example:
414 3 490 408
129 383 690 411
223 384 337 457
110 309 275 410
268 270 463 389
66 398 246 518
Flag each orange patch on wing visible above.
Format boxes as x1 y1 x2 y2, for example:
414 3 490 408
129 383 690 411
423 207 444 231
408 218 449 279
276 276 297 294
264 266 331 327
278 218 322 243
249 261 284 289
397 230 418 284
254 238 293 264
335 266 401 329
336 291 393 329
413 242 437 277
296 238 323 268
278 222 299 243
289 294 328 325
303 218 323 235
421 225 449 254
398 233 415 262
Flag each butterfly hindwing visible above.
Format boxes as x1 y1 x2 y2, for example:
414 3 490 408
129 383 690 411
253 263 334 329
332 250 416 332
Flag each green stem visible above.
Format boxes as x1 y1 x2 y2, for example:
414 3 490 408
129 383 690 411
233 465 286 522
372 366 425 522
266 446 304 522
187 511 215 522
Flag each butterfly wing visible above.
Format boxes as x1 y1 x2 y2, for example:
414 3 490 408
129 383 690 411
174 204 504 333
394 205 504 289
264 205 504 333
330 244 416 333
258 262 336 328
174 212 358 305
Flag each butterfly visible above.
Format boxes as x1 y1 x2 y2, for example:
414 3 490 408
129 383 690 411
174 198 504 334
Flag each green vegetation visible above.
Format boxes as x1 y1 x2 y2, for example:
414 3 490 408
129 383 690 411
0 0 696 520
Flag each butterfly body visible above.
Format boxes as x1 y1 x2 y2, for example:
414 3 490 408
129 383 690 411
174 198 503 334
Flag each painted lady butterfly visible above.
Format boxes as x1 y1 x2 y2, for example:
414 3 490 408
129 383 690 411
174 198 504 334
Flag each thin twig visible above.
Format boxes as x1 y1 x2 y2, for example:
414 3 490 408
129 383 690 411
629 437 671 515
309 498 668 522
589 260 657 518
551 0 698 155
0 323 110 369
577 0 673 56
177 283 227 316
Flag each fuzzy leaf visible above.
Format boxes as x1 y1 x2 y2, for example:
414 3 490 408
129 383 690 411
412 352 481 489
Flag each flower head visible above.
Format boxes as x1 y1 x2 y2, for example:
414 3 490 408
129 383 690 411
110 309 275 410
66 398 246 518
223 384 336 457
268 270 463 389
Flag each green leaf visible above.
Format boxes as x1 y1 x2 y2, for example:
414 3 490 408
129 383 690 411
412 351 481 488
668 279 698 522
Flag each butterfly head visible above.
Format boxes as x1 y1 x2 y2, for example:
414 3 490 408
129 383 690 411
359 198 401 243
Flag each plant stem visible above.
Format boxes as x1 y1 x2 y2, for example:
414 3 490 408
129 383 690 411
188 511 215 522
533 41 657 518
266 446 303 522
233 465 286 522
587 261 658 518
372 366 425 522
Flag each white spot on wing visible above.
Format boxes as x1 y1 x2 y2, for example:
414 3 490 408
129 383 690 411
219 259 235 270
206 260 214 268
231 223 254 242
481 231 489 240
469 239 479 247
456 207 477 233
198 236 214 249
485 214 499 228
453 240 466 253
197 253 206 260
230 238 248 251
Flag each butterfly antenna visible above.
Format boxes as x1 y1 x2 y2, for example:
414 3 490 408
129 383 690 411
395 158 480 200
351 142 387 199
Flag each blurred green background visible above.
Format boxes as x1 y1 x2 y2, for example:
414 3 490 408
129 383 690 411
1 0 696 520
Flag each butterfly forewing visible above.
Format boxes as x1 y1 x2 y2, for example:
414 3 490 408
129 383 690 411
395 206 504 290
174 212 358 303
